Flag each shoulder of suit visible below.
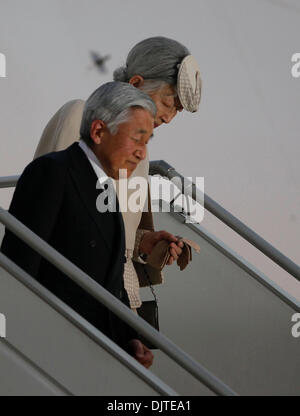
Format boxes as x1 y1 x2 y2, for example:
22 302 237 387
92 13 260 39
31 146 71 170
17 152 69 192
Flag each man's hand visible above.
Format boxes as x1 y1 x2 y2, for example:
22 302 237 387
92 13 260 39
139 230 184 265
128 339 154 369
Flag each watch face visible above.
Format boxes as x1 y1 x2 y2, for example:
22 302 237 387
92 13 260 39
140 253 148 262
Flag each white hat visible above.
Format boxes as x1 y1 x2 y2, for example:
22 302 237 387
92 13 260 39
177 55 202 113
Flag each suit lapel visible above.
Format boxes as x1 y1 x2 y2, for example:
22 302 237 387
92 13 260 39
67 143 126 295
107 197 126 289
67 143 116 253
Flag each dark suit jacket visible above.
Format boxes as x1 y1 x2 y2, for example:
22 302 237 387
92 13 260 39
1 143 136 349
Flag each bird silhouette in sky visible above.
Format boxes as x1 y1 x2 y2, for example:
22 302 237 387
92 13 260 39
90 51 111 73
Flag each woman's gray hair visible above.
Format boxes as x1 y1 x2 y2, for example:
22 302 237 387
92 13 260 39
113 36 190 90
80 81 156 142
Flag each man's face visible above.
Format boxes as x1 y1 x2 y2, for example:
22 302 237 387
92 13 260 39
148 84 183 128
94 108 154 179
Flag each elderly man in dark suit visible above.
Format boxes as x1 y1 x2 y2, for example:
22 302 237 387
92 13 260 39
1 82 157 368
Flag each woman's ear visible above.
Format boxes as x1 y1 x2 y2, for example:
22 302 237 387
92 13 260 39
90 120 105 145
129 75 145 89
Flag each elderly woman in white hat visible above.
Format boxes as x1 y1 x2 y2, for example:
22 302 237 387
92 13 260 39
34 36 202 366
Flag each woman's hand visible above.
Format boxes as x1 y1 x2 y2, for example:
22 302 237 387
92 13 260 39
139 230 184 265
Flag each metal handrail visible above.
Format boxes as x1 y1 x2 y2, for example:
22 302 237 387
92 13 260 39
3 169 299 282
150 160 300 282
0 176 20 188
0 208 237 396
0 252 177 397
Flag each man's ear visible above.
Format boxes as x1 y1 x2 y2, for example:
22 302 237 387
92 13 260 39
129 75 145 89
90 120 105 145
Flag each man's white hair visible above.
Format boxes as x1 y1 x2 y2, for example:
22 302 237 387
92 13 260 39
80 82 156 142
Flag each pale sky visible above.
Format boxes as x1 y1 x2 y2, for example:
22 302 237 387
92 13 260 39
0 0 299 299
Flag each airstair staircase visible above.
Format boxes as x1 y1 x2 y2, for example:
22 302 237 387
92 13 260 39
0 162 299 396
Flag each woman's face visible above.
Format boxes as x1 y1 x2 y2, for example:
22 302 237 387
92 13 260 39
147 84 183 128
